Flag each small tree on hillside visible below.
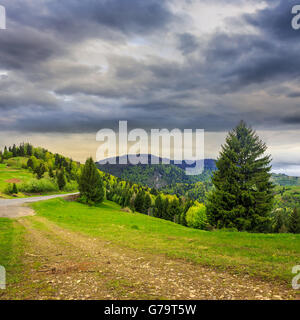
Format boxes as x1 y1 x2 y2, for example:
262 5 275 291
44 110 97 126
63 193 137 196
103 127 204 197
57 169 66 191
289 208 300 234
134 191 145 213
27 158 34 170
35 163 46 179
207 121 274 232
49 167 55 178
78 157 105 205
12 183 18 194
143 193 152 214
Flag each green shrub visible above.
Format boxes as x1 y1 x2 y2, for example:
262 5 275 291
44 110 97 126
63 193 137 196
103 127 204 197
4 184 13 195
18 178 59 193
63 181 78 192
185 202 209 230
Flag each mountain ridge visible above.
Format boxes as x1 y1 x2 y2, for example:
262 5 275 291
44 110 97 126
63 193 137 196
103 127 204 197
97 154 300 188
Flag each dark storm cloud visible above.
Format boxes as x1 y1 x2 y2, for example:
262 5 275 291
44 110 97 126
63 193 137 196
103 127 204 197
0 27 65 71
4 0 175 38
1 0 300 136
281 114 300 124
0 0 175 71
177 33 199 55
287 92 300 98
244 0 298 41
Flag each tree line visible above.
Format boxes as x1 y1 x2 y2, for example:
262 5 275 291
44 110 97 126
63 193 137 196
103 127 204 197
2 124 300 235
78 122 300 234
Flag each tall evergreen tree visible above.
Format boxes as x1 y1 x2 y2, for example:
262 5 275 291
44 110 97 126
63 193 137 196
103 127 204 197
289 208 300 234
134 191 145 213
12 183 18 194
57 169 66 190
154 194 164 218
78 157 105 205
143 193 152 214
35 163 46 179
207 121 274 232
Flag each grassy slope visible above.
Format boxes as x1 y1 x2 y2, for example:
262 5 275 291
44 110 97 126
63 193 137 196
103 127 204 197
0 219 25 286
31 198 300 283
0 162 33 197
0 159 77 198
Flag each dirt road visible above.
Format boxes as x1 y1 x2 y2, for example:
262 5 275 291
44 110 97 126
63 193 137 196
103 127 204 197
0 193 79 218
1 215 298 300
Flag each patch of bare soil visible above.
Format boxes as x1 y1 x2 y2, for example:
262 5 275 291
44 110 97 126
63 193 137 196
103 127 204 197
0 205 35 218
2 216 299 300
5 179 21 184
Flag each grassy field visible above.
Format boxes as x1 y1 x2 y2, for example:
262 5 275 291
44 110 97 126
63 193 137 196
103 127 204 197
31 198 300 284
0 162 33 197
0 219 25 287
0 159 77 198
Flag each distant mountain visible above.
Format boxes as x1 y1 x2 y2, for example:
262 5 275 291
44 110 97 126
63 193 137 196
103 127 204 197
97 155 216 188
271 173 300 186
97 155 300 189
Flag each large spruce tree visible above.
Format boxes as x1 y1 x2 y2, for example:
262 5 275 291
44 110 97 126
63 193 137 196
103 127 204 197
207 121 274 232
79 157 105 205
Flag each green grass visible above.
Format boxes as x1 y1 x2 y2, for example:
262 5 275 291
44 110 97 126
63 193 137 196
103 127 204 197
0 164 33 189
0 219 25 286
0 158 77 198
31 198 300 283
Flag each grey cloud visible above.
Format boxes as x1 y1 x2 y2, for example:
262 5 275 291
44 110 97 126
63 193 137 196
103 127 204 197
4 0 175 38
1 0 300 138
177 33 199 55
287 92 300 98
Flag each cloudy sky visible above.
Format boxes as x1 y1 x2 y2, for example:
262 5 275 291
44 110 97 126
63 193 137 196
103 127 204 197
0 0 300 174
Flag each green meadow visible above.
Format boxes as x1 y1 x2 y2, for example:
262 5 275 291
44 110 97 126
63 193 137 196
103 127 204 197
30 198 300 283
0 161 33 197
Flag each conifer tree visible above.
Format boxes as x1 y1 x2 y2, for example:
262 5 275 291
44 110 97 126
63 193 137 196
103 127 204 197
78 157 105 205
207 121 274 232
49 167 54 178
57 169 66 190
35 163 46 179
12 183 18 194
154 194 164 218
289 208 300 234
134 191 145 213
143 193 152 214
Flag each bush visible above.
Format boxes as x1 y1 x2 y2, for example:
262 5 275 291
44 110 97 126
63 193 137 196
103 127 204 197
4 184 13 195
63 181 78 192
18 178 59 193
185 202 209 230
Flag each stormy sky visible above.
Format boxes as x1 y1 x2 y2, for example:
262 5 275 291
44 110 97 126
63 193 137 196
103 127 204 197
0 0 300 174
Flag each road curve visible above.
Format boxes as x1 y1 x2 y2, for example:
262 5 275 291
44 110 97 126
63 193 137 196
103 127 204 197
0 193 79 207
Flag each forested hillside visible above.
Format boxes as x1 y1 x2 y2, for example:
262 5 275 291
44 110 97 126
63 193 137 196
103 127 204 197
0 143 79 197
97 155 216 188
2 143 300 234
97 155 300 188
